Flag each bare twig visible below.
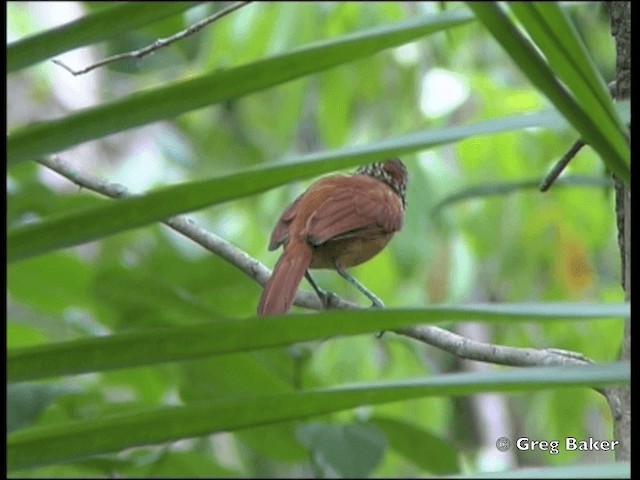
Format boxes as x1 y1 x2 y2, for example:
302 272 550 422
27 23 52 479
36 155 594 369
539 139 586 192
400 325 592 367
52 1 252 76
539 80 629 194
539 83 623 193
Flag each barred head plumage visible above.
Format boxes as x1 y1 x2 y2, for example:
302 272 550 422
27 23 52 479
356 159 408 208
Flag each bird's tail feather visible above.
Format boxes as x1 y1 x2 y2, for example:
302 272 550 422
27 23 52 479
257 242 313 316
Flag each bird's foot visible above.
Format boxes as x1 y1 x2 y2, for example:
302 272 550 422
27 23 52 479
369 297 385 309
369 297 385 338
317 289 340 310
305 272 338 310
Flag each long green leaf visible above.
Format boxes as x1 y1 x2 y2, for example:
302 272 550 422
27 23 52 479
7 2 196 73
7 11 473 165
431 175 612 215
7 362 629 471
508 2 628 186
8 303 629 382
3 107 575 263
7 101 630 263
510 3 625 136
371 416 459 474
466 3 629 183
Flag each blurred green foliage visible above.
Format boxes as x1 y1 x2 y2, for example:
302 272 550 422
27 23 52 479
7 2 626 477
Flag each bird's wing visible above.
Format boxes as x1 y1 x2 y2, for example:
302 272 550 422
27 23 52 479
306 180 403 246
268 194 303 251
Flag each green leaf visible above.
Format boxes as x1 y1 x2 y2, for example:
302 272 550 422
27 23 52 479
7 11 473 165
431 175 612 216
7 2 196 73
121 450 237 478
8 303 630 382
8 253 94 316
7 383 75 433
509 4 624 136
178 354 308 461
371 415 459 474
7 362 629 471
466 3 629 183
92 267 220 326
297 422 386 478
318 68 354 147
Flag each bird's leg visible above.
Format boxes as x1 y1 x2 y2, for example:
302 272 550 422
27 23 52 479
334 265 385 308
305 271 339 309
335 265 386 338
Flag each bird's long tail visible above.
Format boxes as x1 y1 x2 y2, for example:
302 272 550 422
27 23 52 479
257 242 313 316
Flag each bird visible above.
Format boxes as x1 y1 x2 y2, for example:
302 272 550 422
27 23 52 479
257 158 408 316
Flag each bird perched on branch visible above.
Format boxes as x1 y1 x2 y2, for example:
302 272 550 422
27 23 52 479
257 159 408 316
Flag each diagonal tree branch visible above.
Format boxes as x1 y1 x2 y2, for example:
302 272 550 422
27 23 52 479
37 154 331 312
36 155 594 370
539 139 586 192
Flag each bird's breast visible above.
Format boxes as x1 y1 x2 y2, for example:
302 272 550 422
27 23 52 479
309 233 394 269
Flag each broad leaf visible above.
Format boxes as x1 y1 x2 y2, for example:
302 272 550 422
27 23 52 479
8 303 629 382
7 11 473 164
7 362 629 471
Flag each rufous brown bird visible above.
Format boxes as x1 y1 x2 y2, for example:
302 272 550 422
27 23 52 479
257 159 408 316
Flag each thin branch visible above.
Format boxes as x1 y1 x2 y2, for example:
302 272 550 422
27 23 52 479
539 139 585 192
52 1 252 76
37 155 336 313
36 155 594 369
539 83 622 193
397 326 591 367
